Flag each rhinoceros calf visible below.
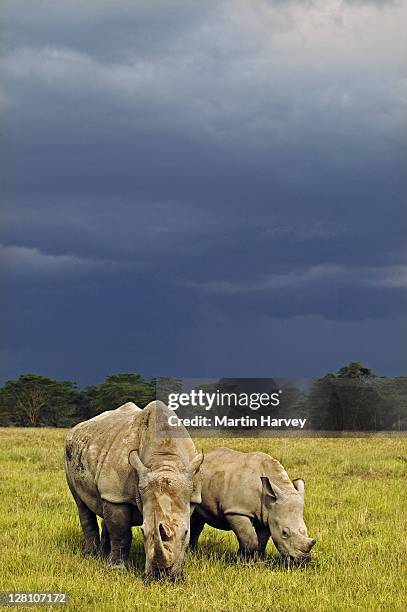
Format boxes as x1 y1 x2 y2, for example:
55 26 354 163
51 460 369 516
64 401 203 580
190 447 316 563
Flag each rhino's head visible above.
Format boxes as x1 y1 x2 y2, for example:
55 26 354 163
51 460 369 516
261 477 316 564
129 450 203 580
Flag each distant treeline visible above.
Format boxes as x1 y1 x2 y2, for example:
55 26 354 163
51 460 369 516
0 363 406 431
0 373 156 428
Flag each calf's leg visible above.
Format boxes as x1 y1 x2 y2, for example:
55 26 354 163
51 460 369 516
226 514 260 558
102 501 133 569
189 512 206 551
255 525 270 559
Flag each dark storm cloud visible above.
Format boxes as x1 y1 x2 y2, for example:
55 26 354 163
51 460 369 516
0 0 406 382
1 1 219 61
343 0 401 5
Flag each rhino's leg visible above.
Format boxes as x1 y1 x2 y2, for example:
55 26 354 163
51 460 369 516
189 512 205 551
102 501 133 569
100 521 111 557
74 496 101 557
255 525 270 559
226 514 260 559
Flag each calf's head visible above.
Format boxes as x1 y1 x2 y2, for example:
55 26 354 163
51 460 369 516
261 477 316 563
129 451 203 580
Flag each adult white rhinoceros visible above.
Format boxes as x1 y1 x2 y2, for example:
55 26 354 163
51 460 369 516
64 401 203 580
190 447 316 563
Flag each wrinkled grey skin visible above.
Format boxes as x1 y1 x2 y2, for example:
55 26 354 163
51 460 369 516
190 447 316 563
65 401 203 580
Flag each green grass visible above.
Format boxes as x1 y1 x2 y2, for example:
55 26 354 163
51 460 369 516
0 429 406 611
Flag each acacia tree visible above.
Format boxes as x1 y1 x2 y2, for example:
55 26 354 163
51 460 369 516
309 363 376 430
309 373 341 430
0 376 47 426
16 384 47 426
307 362 406 431
337 362 373 380
152 377 183 403
362 375 407 431
84 372 154 415
0 374 80 427
335 362 376 429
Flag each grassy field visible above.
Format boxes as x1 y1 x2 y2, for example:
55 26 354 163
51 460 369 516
0 429 406 612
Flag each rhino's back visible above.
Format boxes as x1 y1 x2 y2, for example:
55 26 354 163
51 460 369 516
138 401 199 470
65 402 143 514
65 401 199 515
199 448 280 523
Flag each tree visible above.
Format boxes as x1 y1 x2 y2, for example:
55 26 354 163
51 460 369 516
363 376 407 431
309 373 341 430
278 385 308 420
337 362 373 380
0 374 80 427
335 362 376 429
308 364 407 432
152 377 183 404
84 372 154 416
309 363 375 431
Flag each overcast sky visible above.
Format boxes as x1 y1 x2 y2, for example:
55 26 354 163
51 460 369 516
1 0 406 385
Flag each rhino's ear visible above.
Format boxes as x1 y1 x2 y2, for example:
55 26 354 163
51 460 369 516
292 478 305 499
128 450 148 479
261 476 280 504
190 480 202 505
188 451 204 478
189 451 204 504
260 476 283 503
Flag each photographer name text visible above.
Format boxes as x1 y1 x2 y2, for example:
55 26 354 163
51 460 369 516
168 415 307 429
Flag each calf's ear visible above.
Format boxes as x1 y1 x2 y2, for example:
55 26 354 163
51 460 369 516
292 478 305 499
261 476 281 505
190 480 202 505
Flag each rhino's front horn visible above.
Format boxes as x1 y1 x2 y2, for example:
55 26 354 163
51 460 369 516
153 515 171 568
